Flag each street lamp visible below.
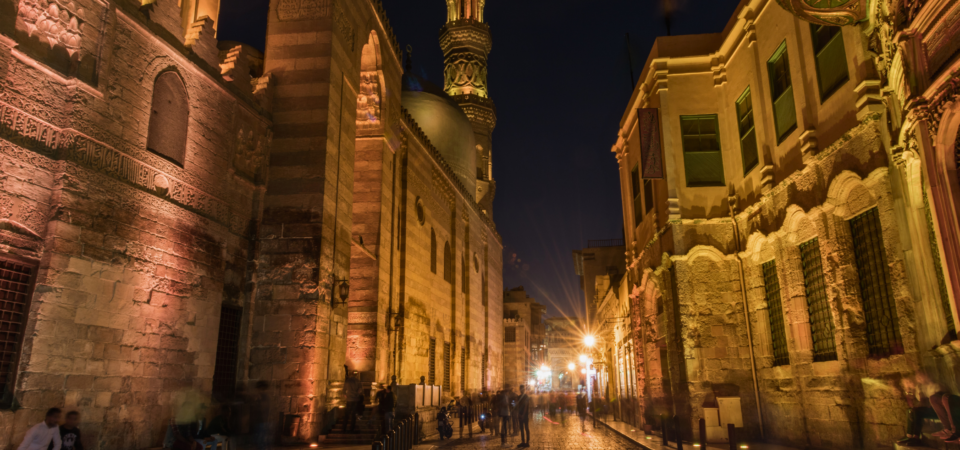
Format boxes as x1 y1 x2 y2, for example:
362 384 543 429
579 354 588 364
568 362 576 371
584 334 596 348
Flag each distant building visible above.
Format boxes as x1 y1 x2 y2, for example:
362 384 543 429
502 287 546 390
544 317 582 391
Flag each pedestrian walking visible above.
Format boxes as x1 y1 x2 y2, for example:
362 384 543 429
459 392 473 438
376 385 395 436
344 367 364 432
19 408 61 450
497 386 513 447
515 385 531 448
436 407 453 440
576 392 588 433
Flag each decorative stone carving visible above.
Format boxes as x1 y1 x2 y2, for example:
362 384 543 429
16 0 84 59
357 71 382 135
277 0 329 21
774 0 869 26
914 69 960 138
234 127 269 181
333 2 355 52
444 52 488 97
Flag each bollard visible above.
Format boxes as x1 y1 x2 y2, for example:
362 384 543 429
372 440 382 450
674 415 683 450
727 424 736 450
415 412 420 444
698 418 706 447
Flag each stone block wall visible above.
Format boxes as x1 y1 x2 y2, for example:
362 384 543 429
0 0 270 447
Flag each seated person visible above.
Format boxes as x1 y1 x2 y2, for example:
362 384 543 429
196 407 231 450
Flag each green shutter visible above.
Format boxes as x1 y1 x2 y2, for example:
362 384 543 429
681 115 725 187
768 42 797 143
811 24 849 101
736 87 760 175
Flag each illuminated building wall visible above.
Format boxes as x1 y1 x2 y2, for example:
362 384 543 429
0 0 504 446
607 0 960 448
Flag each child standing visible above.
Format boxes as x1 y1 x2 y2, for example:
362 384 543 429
55 411 83 450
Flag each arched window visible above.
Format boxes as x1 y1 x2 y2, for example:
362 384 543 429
443 241 453 283
430 229 437 274
147 72 189 165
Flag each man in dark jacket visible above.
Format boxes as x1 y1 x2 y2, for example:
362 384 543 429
515 385 531 448
375 385 395 436
497 386 513 446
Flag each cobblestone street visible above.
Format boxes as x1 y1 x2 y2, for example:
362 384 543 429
427 413 641 450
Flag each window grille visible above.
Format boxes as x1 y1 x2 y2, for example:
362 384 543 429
430 229 437 274
736 87 760 175
505 327 516 342
631 165 643 225
212 306 243 400
481 352 487 389
799 238 838 361
0 258 36 399
443 242 454 283
767 41 797 143
680 115 725 187
460 347 466 392
429 338 437 385
443 342 451 388
924 190 956 333
850 208 904 357
761 261 790 366
810 24 849 102
644 179 654 214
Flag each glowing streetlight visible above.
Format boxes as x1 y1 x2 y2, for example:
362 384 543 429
579 354 588 364
584 334 596 347
568 362 576 371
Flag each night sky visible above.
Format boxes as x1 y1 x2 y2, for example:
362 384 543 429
217 0 743 319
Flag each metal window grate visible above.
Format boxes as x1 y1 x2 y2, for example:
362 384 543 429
505 327 516 342
443 342 451 388
761 260 790 366
0 259 36 395
850 208 904 357
481 352 487 390
799 238 838 361
213 306 243 400
460 347 466 392
430 230 437 274
429 338 437 385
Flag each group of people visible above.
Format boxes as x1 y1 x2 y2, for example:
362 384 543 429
899 373 960 446
18 408 82 450
437 384 533 448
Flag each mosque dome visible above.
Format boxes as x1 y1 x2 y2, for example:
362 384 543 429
401 73 477 195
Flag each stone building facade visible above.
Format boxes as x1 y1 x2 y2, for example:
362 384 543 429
607 0 960 448
0 0 503 447
502 286 546 389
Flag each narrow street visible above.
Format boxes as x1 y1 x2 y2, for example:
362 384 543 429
426 413 641 450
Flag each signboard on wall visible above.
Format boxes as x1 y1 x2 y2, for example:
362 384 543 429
638 108 663 179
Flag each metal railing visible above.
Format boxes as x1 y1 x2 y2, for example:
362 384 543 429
372 413 420 450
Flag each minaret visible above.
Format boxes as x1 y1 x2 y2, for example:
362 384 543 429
441 0 496 218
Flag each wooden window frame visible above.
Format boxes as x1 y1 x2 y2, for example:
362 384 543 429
680 114 725 187
810 23 849 103
767 41 798 144
736 87 760 175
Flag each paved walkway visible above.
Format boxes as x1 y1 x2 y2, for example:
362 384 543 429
412 412 642 449
592 416 803 450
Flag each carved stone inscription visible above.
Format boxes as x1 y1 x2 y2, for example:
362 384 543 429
277 0 330 21
0 100 247 234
